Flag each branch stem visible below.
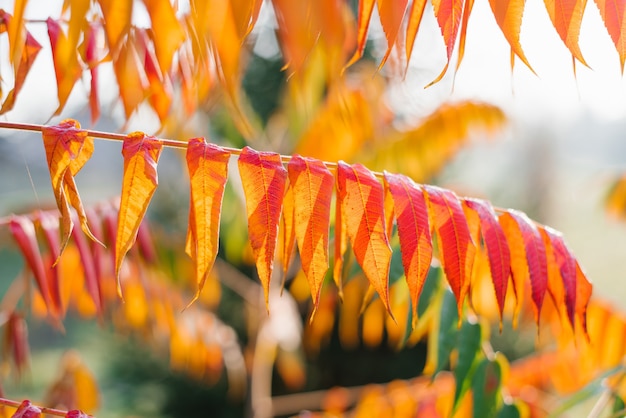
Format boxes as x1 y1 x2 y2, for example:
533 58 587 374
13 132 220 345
0 397 74 417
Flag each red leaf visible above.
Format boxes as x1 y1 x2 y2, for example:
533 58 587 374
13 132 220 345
334 181 347 299
377 0 410 69
47 18 83 115
593 0 626 71
499 210 548 324
66 411 92 418
424 185 475 317
542 227 577 329
575 261 592 338
71 213 103 316
288 155 334 314
36 211 64 317
83 23 100 124
8 216 56 318
383 172 432 326
11 400 40 418
238 147 287 310
464 198 511 322
4 314 30 377
336 161 393 315
433 0 464 59
136 29 172 121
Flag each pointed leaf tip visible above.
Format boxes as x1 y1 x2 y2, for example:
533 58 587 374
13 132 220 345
238 146 287 311
185 137 230 306
115 132 163 298
336 161 393 317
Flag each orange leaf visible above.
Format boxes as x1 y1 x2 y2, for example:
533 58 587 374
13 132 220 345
540 227 575 329
377 0 410 69
113 35 149 119
334 180 347 299
593 0 626 71
432 0 464 59
488 0 536 73
8 216 56 319
405 0 428 69
499 210 548 325
288 155 334 315
37 211 64 317
136 29 172 121
454 0 475 76
238 146 287 310
336 161 393 316
543 0 588 65
464 198 511 322
82 23 100 124
424 185 475 317
46 18 81 115
42 120 99 257
142 0 185 74
345 0 375 69
185 138 230 306
11 401 40 418
115 132 163 298
97 0 133 56
280 183 296 280
575 261 592 338
71 213 103 317
383 172 432 326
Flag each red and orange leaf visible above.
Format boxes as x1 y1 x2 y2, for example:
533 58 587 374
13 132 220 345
115 132 163 297
334 183 347 299
142 0 185 74
66 411 92 418
97 0 133 56
71 215 103 316
82 23 100 124
455 0 475 74
238 146 287 310
5 313 30 377
464 198 511 322
539 227 566 327
433 0 464 59
42 120 98 257
7 0 26 69
336 161 393 315
280 183 296 281
47 17 83 115
288 155 334 315
185 138 230 305
424 185 475 317
543 0 588 65
488 0 535 73
377 0 410 69
575 261 592 338
593 0 626 71
37 211 64 317
113 36 149 119
345 0 375 69
136 29 172 121
383 172 432 326
543 227 577 329
8 216 56 319
499 210 548 324
405 0 428 68
11 401 41 418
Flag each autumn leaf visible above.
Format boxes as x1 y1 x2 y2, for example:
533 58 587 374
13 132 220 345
113 34 149 119
185 137 230 306
142 0 185 74
488 0 535 73
499 210 548 325
543 227 577 329
575 261 592 338
543 0 588 65
66 411 93 418
424 185 475 318
593 0 626 71
430 0 464 83
36 211 64 317
334 181 347 299
280 183 296 282
47 18 83 115
288 155 334 315
376 0 409 69
81 23 100 124
383 172 432 327
336 161 393 316
71 213 103 316
238 146 287 310
115 132 163 298
97 0 133 56
463 198 511 323
42 120 99 257
345 0 375 69
405 0 428 70
136 29 172 121
11 400 40 418
4 313 30 377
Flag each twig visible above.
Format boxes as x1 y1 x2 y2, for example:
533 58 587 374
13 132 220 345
0 397 75 417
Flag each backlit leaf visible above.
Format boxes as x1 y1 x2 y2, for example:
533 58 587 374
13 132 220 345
432 0 464 79
543 227 577 330
185 138 230 306
383 172 432 327
238 146 287 310
280 183 296 281
377 0 409 69
115 132 163 298
345 0 375 69
425 185 475 317
472 356 503 417
142 0 185 74
435 290 459 375
97 0 132 56
499 210 548 325
70 214 102 316
66 411 92 418
46 17 83 115
488 0 535 73
36 211 64 317
464 198 511 322
113 33 149 119
82 23 100 124
11 400 41 418
288 155 334 315
593 0 626 71
453 320 482 412
136 29 172 121
405 0 428 68
7 0 26 69
42 120 98 257
539 227 566 325
575 261 592 338
336 161 393 315
5 313 30 377
455 0 475 76
334 183 347 298
543 0 588 65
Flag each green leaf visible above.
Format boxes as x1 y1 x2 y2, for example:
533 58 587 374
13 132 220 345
472 357 502 418
418 266 441 317
435 289 459 375
497 403 521 418
613 395 625 418
453 320 483 413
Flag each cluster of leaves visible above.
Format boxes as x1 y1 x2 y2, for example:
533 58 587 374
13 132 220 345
2 0 625 129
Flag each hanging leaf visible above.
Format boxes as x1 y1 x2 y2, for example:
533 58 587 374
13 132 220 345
185 138 230 306
575 261 592 338
36 211 64 317
383 172 432 327
70 214 103 317
288 155 334 315
454 0 475 76
8 216 56 318
136 29 172 121
334 181 347 299
472 356 503 417
543 0 588 65
47 18 83 115
280 183 296 281
82 23 100 124
7 0 27 69
488 0 535 73
432 0 464 63
11 400 41 418
238 146 287 310
453 320 482 413
41 120 99 257
377 0 410 69
344 0 375 69
142 0 185 74
96 0 133 56
543 227 577 330
4 313 30 377
593 0 626 71
405 0 428 69
336 161 393 315
498 210 548 325
115 132 163 298
463 198 511 323
425 185 475 317
113 34 149 119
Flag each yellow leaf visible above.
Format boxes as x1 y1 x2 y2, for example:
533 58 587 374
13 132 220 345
97 0 133 56
142 0 185 74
